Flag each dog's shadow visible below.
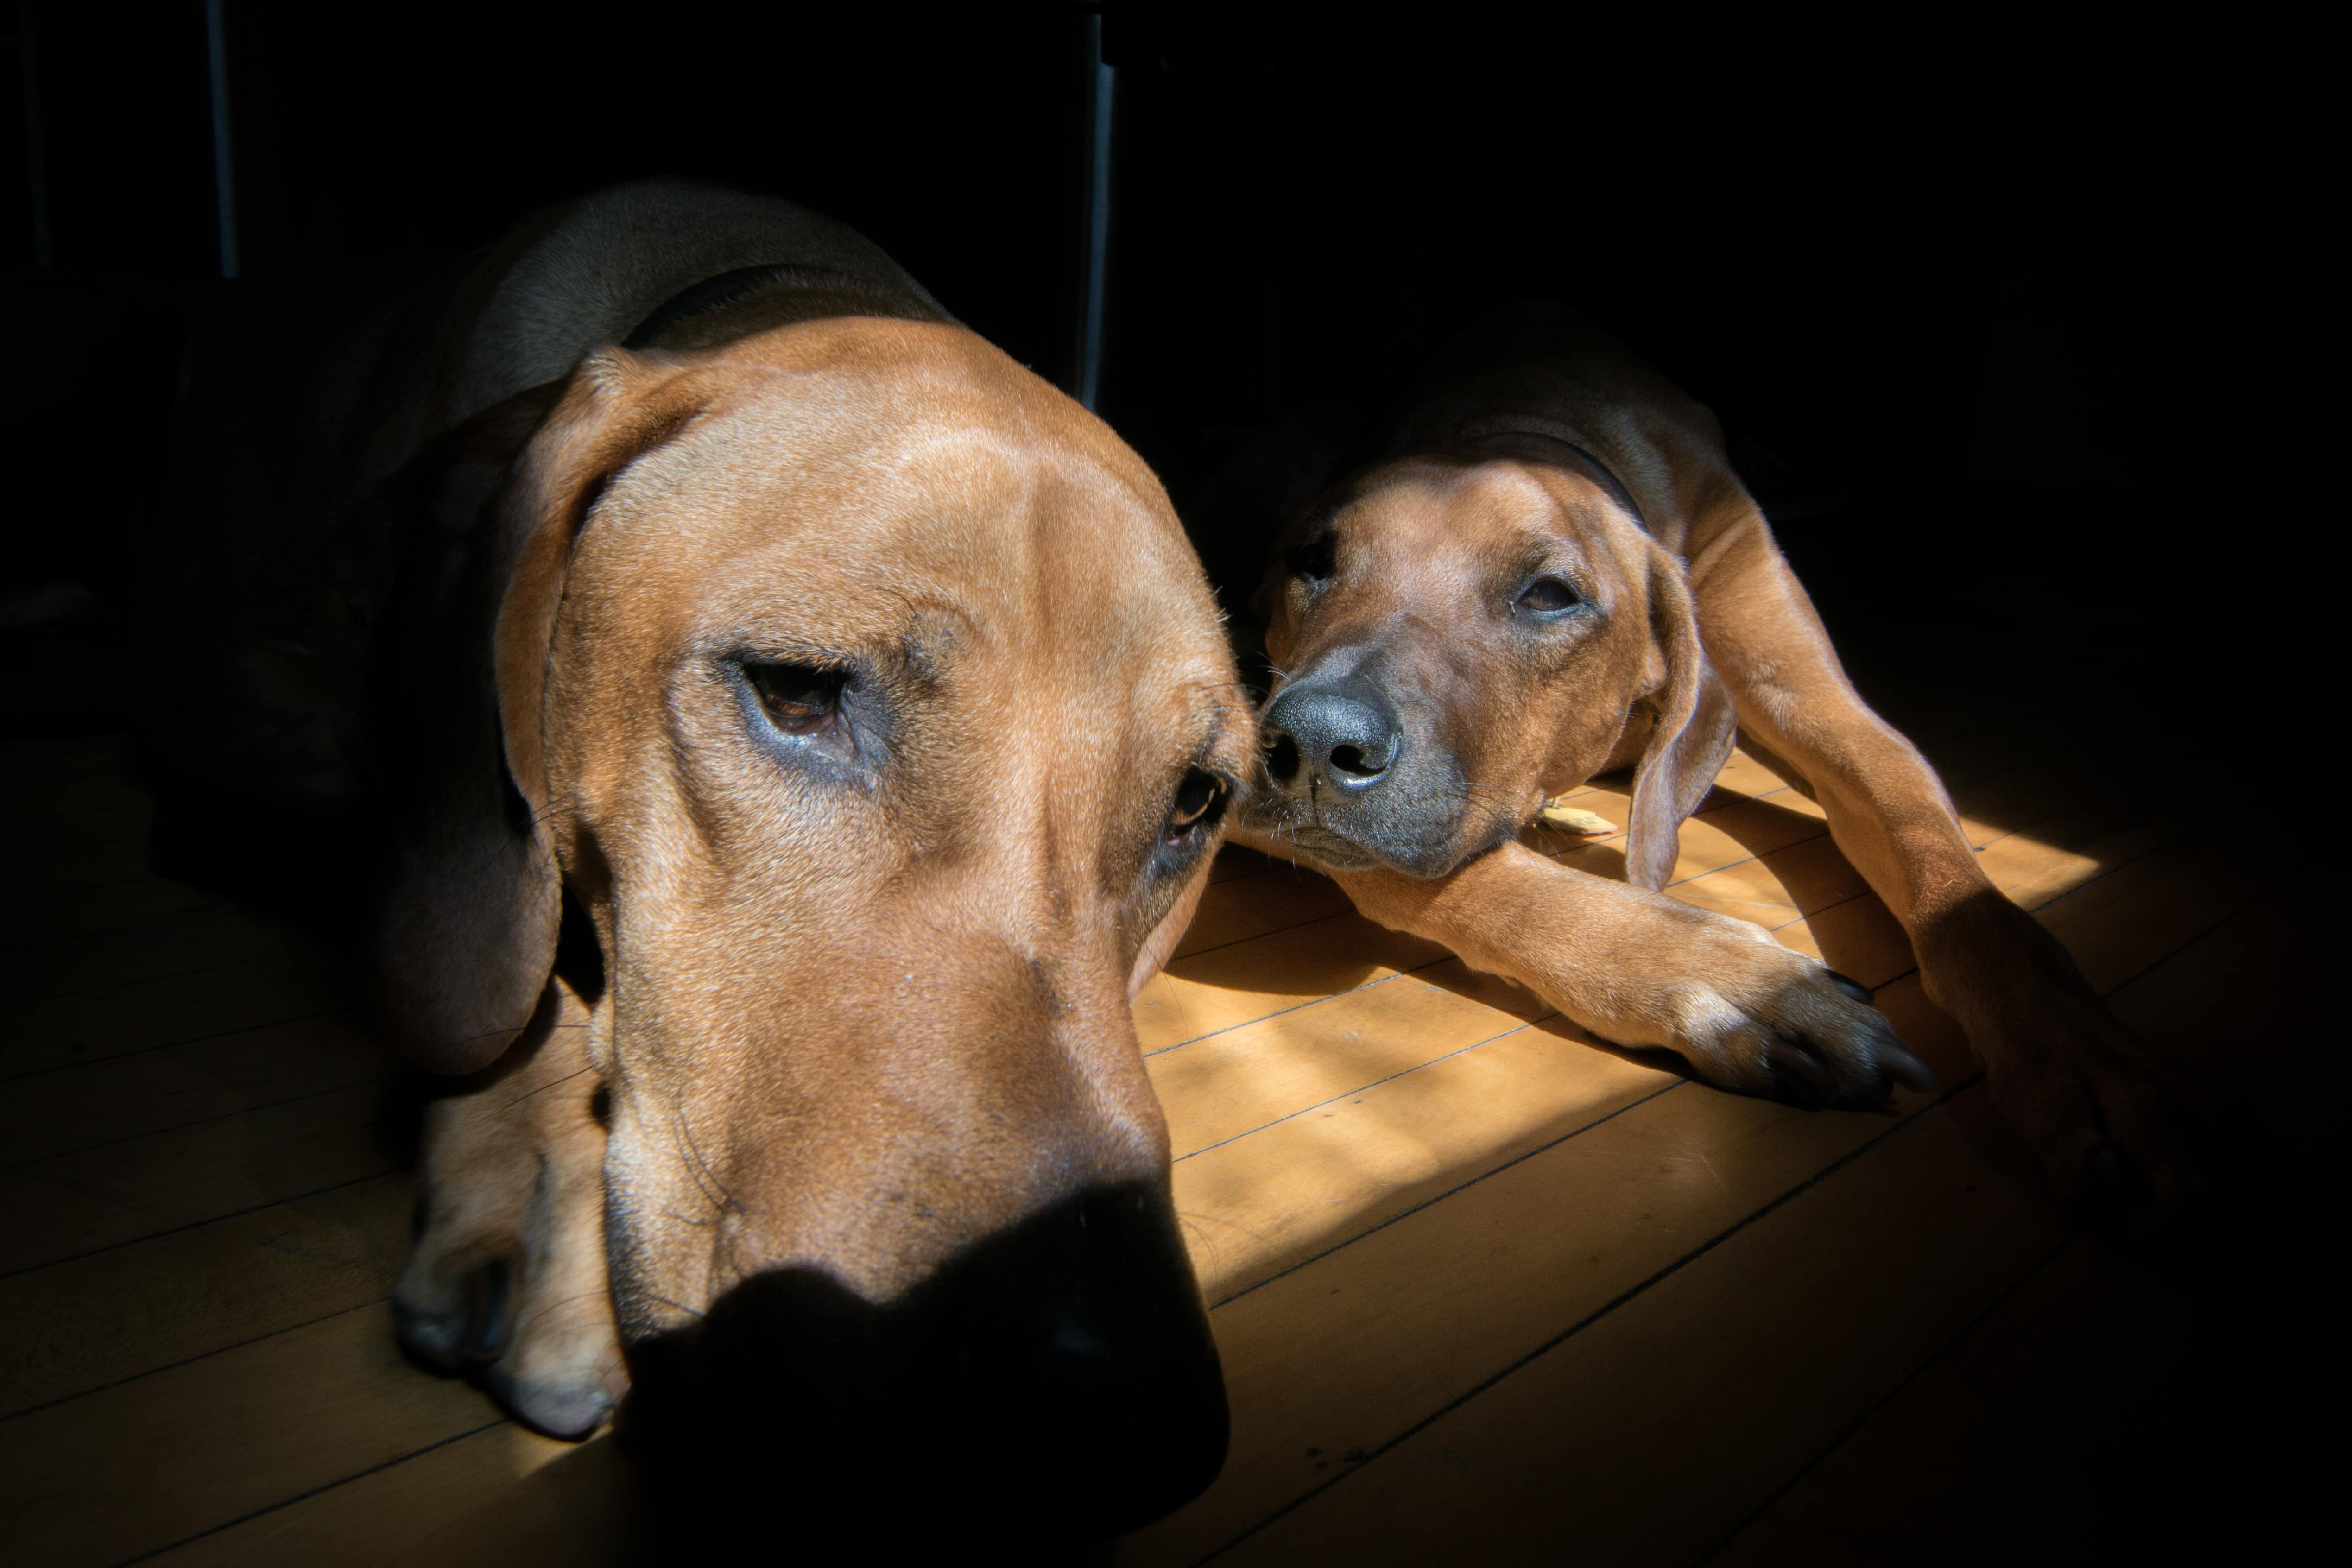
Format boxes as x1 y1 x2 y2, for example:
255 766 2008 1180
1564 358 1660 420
394 1432 1121 1565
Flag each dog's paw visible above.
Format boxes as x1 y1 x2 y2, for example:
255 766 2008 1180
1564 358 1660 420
1642 919 1934 1111
395 1161 623 1438
393 997 624 1439
1979 985 2207 1236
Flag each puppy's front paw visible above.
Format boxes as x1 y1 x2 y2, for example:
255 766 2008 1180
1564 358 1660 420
1648 920 1934 1111
1980 987 2203 1235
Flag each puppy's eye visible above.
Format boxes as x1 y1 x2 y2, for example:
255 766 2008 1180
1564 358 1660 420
1288 532 1338 584
1164 767 1229 846
1516 577 1583 614
745 661 848 740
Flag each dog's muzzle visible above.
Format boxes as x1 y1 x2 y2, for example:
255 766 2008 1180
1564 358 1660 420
1250 675 1487 877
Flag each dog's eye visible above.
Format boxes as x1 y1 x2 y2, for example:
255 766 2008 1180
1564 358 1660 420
1287 532 1338 584
1164 767 1229 845
745 661 848 740
1516 577 1583 614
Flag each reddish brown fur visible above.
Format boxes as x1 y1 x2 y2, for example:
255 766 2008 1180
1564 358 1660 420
1237 303 2189 1222
160 185 1252 1446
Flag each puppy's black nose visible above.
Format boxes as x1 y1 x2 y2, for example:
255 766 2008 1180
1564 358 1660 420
1262 682 1402 794
624 1182 1227 1538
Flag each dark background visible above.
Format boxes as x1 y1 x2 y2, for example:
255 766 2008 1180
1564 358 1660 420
2 1 2339 739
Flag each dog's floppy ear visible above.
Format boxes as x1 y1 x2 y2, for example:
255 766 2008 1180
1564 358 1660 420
369 350 704 1073
1624 543 1739 892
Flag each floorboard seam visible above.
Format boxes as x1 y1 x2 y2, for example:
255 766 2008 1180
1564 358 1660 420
0 1071 398 1173
0 1006 355 1083
1167 899 1360 965
0 894 227 954
3 907 228 957
0 1166 404 1282
1688 1235 2079 1565
0 1295 397 1426
1207 1076 1688 1312
2094 887 2283 1002
15 946 339 1009
111 1416 509 1567
1174 1008 1565 1166
1146 949 1454 1058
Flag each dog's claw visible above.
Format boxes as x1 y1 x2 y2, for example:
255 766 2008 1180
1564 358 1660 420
1823 969 1874 1005
1764 1037 1835 1109
1880 1041 1937 1094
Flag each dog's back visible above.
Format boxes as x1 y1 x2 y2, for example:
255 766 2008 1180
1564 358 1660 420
145 182 948 882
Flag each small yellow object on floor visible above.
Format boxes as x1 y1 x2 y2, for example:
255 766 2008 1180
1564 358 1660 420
1539 798 1618 834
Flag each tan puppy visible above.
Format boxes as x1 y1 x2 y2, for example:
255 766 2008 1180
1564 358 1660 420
158 185 1248 1526
1233 302 2188 1223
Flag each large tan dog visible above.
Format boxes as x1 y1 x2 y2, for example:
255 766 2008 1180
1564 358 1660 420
158 183 1248 1525
1229 303 2190 1224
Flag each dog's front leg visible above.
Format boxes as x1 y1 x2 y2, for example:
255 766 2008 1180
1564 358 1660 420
393 975 624 1437
1326 841 1931 1108
1689 510 2200 1226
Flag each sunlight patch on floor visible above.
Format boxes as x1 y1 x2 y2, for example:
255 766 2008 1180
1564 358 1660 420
1140 747 2111 1311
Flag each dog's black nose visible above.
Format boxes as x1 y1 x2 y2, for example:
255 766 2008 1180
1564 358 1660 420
623 1182 1227 1538
1262 682 1402 794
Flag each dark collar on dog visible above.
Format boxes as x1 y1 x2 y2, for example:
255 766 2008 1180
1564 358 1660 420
622 263 858 350
1467 430 1648 531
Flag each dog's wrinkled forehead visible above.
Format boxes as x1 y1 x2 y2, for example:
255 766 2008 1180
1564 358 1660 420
1296 456 1644 609
599 355 1222 690
543 330 1248 883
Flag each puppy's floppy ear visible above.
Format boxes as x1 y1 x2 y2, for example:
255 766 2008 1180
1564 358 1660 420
1624 543 1738 892
369 350 704 1073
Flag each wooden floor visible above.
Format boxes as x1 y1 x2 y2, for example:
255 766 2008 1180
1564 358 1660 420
1 706 2325 1565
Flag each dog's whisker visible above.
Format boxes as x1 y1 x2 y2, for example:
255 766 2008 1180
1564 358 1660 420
642 1291 708 1323
496 1063 599 1112
508 1290 613 1340
669 1105 746 1220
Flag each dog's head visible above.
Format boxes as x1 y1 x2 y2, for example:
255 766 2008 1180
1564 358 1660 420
372 317 1248 1524
1246 444 1733 888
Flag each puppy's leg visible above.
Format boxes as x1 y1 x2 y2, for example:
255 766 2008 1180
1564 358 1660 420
1328 841 1933 1108
394 977 624 1437
1686 505 2197 1224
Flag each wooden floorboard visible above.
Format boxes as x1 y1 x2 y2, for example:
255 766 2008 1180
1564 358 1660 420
0 1173 411 1419
0 905 322 1004
3 1304 493 1568
0 875 221 950
0 1010 386 1166
0 721 2306 1566
1119 779 2273 1562
0 1078 404 1275
1209 1080 2067 1568
1706 898 2326 1567
145 1422 596 1568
